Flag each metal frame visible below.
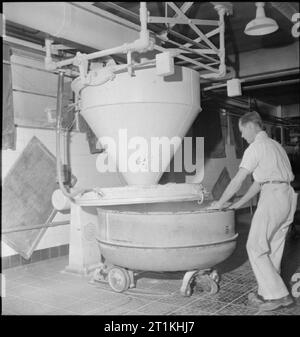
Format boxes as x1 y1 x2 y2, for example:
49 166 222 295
2 220 69 234
48 2 233 79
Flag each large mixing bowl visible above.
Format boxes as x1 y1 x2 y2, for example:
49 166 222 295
96 201 237 272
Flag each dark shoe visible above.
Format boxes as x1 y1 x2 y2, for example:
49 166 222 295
258 295 294 312
247 292 265 307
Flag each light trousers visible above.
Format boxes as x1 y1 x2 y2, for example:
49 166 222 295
246 183 298 300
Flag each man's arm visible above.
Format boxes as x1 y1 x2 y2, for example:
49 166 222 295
229 180 261 209
207 167 250 209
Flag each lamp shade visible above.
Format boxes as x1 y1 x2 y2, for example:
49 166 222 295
244 2 279 36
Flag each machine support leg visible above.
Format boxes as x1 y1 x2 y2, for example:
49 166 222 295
64 203 100 275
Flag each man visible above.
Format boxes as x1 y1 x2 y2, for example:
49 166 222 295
208 111 298 312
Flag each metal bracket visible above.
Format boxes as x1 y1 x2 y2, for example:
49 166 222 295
149 2 233 79
211 2 233 16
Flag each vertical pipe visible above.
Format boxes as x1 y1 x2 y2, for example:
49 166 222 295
55 72 100 199
218 6 226 76
226 112 231 145
56 71 68 197
139 2 147 32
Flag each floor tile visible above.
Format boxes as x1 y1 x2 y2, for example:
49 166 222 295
86 303 131 315
169 306 210 315
6 284 42 298
175 298 228 314
9 286 80 309
132 301 179 315
3 267 32 281
106 295 155 311
80 287 128 304
2 211 299 316
2 295 58 315
63 299 105 314
4 279 23 292
207 282 255 304
156 291 199 307
44 308 77 315
147 281 181 294
213 303 258 315
24 277 70 290
124 311 147 316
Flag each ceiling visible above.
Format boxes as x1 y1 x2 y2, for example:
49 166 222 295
6 2 299 56
93 2 299 55
4 2 300 107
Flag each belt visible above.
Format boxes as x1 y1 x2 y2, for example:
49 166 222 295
260 180 290 186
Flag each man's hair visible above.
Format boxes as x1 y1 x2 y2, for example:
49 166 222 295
239 111 263 129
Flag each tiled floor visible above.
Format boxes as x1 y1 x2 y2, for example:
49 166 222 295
2 213 300 316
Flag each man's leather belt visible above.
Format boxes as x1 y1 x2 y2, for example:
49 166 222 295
260 181 290 186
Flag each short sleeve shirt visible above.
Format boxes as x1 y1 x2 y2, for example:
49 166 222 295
239 131 294 183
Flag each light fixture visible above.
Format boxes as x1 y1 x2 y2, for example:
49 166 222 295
244 2 279 36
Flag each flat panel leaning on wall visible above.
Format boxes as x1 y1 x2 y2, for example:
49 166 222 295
2 136 58 259
2 42 16 150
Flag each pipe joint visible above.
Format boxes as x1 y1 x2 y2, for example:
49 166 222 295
218 63 227 77
45 58 57 71
130 30 154 53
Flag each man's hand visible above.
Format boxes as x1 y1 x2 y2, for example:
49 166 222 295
207 201 231 210
228 202 239 210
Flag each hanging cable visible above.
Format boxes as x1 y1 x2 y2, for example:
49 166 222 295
55 71 97 201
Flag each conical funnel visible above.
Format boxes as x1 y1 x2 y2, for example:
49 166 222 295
72 65 201 185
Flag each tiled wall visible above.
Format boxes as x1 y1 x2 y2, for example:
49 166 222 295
2 244 69 269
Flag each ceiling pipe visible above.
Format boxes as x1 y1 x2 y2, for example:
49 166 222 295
3 2 140 52
203 68 299 91
242 78 299 90
46 2 154 74
204 78 299 93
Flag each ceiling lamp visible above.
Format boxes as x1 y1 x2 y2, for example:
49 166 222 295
244 2 279 36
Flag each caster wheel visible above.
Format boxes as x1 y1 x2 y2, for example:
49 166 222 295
195 274 219 294
180 270 198 297
180 286 192 297
92 265 108 282
108 267 130 293
210 270 220 283
207 278 219 294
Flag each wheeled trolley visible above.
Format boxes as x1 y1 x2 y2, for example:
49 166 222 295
92 201 237 296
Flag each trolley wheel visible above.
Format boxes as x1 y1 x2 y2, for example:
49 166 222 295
108 267 130 293
180 270 198 297
92 264 109 282
181 286 192 297
210 269 220 284
195 274 219 294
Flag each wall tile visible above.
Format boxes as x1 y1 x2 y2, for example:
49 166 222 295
2 256 11 269
50 246 59 258
59 244 69 257
10 254 21 268
40 248 50 261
